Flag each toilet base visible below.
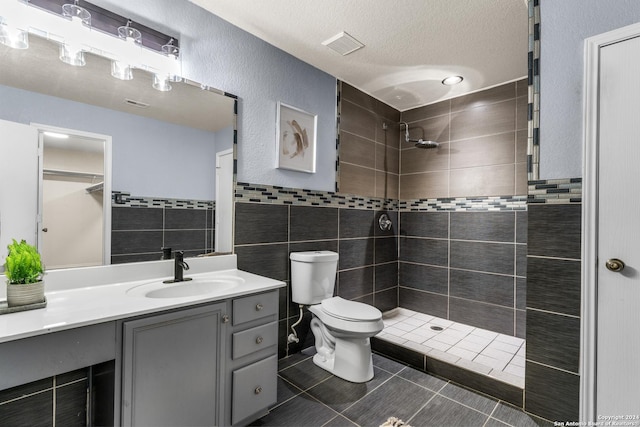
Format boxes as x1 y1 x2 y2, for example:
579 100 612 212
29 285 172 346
312 336 375 383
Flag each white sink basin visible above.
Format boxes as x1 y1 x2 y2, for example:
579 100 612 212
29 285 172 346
127 276 245 298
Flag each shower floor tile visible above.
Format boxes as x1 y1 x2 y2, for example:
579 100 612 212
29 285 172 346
376 308 525 389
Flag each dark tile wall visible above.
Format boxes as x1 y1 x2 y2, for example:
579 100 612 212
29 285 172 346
234 202 398 358
399 79 528 199
0 360 115 426
399 211 527 337
525 203 581 421
111 205 214 263
338 82 401 199
336 82 529 338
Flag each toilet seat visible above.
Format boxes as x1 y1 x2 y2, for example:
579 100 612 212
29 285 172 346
309 297 383 336
320 297 381 322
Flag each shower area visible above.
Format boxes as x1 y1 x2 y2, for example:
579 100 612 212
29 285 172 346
337 79 528 402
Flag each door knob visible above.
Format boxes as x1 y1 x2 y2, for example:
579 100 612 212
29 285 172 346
42 228 48 232
605 258 625 272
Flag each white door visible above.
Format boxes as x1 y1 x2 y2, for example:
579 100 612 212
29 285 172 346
595 35 640 416
39 131 106 269
215 149 233 253
0 119 38 268
33 125 112 269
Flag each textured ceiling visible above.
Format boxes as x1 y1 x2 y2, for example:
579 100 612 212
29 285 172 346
191 0 529 111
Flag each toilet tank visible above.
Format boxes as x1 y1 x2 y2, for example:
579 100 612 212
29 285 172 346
290 251 338 305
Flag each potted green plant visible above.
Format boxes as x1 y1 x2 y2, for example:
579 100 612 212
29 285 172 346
4 239 45 307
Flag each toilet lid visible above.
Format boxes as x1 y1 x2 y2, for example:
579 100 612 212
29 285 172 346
320 297 381 322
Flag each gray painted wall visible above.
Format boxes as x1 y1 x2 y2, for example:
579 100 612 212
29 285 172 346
0 84 218 200
215 125 235 153
540 0 640 179
92 0 337 192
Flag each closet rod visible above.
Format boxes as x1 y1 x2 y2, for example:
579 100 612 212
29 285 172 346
43 168 103 180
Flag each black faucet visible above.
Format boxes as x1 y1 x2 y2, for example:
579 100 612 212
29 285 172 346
163 251 192 283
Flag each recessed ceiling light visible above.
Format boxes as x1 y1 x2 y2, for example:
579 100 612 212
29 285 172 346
442 75 464 86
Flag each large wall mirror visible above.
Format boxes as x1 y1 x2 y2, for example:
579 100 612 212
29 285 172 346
0 34 236 270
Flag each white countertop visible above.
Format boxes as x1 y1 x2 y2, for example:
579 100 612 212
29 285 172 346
0 255 285 344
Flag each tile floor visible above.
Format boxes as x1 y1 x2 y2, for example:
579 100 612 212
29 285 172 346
376 308 525 388
251 351 548 427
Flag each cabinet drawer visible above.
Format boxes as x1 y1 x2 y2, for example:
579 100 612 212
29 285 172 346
232 290 278 325
232 355 277 425
233 321 277 359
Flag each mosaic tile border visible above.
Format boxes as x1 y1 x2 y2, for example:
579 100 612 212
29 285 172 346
235 182 398 210
111 191 214 210
527 0 541 181
527 178 582 204
335 80 342 193
235 183 529 212
399 196 527 212
236 179 579 208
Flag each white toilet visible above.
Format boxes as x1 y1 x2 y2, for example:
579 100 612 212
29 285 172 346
290 250 383 383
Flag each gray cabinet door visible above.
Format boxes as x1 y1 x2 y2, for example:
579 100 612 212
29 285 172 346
232 355 278 425
121 303 227 427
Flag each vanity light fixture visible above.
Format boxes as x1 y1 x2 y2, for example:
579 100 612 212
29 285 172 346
152 73 172 92
442 75 464 85
0 22 29 49
59 43 85 66
111 60 133 80
162 39 179 58
62 1 91 25
109 21 140 80
58 1 90 66
162 39 182 83
0 2 29 49
0 0 182 87
117 20 142 44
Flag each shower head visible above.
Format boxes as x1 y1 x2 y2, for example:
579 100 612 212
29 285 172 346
412 139 439 149
399 122 439 149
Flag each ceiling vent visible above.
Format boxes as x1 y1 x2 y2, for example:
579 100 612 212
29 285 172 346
322 31 364 56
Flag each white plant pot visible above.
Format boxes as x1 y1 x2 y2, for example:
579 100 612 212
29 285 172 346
7 281 45 307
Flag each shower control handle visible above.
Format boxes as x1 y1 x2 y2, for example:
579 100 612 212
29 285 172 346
606 258 625 272
378 213 392 231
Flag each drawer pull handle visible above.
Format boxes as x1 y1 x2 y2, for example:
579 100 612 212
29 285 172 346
254 386 262 395
255 303 264 311
256 336 263 344
222 315 230 323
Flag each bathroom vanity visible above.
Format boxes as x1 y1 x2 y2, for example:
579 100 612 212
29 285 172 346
0 254 284 426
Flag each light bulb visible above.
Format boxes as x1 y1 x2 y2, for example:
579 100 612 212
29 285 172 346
153 74 172 92
0 23 28 49
59 43 85 66
111 61 133 80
